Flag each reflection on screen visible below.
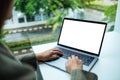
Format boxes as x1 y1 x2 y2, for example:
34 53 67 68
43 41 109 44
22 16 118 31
59 19 106 54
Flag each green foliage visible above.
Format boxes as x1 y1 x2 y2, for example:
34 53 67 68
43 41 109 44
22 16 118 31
87 4 108 11
15 0 41 16
0 30 8 43
30 34 58 45
5 34 58 51
43 0 85 31
15 0 118 32
108 25 114 32
15 0 86 31
46 9 67 31
103 3 118 31
85 0 96 5
103 3 118 23
0 30 8 38
6 39 31 51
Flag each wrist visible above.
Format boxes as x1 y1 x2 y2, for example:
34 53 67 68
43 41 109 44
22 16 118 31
71 68 82 74
70 67 82 73
35 53 42 61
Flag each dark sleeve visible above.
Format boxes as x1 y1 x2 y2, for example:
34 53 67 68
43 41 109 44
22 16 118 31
0 53 36 80
71 69 98 80
0 42 37 70
16 53 37 70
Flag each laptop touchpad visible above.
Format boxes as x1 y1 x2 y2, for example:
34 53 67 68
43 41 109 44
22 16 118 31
46 58 67 71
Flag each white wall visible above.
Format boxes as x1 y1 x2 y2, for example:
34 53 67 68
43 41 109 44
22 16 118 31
115 0 120 33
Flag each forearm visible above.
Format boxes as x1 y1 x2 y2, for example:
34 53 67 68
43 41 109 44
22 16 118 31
71 69 87 80
71 69 98 80
16 53 37 70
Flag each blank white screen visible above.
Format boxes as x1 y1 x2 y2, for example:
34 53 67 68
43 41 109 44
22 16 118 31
59 19 106 54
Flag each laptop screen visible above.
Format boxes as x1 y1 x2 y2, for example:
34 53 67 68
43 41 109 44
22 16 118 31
58 18 106 55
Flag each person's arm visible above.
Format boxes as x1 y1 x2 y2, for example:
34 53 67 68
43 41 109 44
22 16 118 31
71 69 87 80
16 48 63 69
66 55 98 80
0 43 36 80
16 53 37 70
71 69 98 80
0 53 36 80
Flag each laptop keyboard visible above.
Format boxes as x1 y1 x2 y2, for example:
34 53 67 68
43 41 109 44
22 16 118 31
56 47 95 66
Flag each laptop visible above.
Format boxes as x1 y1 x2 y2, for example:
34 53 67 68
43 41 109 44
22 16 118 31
46 18 107 72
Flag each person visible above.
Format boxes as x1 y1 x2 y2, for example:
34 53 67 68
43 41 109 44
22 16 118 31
0 0 98 80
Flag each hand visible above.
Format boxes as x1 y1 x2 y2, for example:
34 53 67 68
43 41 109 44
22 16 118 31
35 48 63 62
65 55 83 73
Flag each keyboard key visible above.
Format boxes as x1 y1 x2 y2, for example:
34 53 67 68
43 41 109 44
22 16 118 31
56 47 94 66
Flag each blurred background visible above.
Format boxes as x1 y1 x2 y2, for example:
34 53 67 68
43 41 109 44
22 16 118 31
0 0 118 55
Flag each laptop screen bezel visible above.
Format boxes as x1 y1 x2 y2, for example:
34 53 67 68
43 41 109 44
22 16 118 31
57 18 107 56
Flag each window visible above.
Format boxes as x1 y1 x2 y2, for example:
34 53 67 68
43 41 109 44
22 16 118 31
1 0 118 55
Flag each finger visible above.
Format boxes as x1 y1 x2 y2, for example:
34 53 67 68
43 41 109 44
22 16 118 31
71 55 75 59
65 61 69 72
49 55 60 60
75 56 79 59
53 50 63 54
65 61 68 67
52 50 63 56
51 48 58 50
68 56 71 60
53 49 63 53
79 59 82 63
77 59 82 65
51 48 63 53
49 50 58 56
65 59 70 67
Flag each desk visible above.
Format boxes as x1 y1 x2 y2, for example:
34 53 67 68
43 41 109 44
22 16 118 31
32 32 120 80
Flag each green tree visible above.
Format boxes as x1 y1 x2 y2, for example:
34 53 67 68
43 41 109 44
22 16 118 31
15 0 41 21
45 0 82 31
0 30 8 43
85 0 96 6
104 3 117 23
15 0 86 31
103 3 118 31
